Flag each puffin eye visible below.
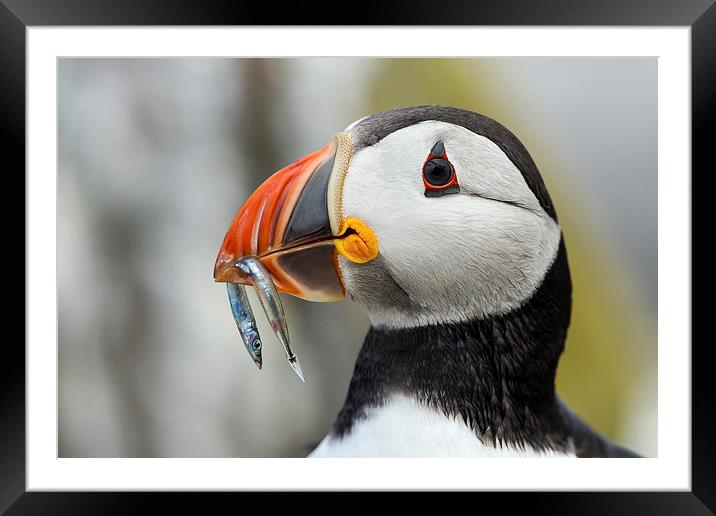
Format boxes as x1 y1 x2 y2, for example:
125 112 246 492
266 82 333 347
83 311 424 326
423 140 459 197
423 159 453 186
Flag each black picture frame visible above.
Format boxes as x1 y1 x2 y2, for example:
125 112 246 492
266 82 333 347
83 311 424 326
4 1 711 513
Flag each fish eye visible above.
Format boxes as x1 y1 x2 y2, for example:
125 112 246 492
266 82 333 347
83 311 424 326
423 140 459 197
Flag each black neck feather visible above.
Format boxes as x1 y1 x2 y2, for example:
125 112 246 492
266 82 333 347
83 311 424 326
332 239 574 452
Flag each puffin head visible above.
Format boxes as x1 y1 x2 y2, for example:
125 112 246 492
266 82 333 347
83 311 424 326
215 106 568 330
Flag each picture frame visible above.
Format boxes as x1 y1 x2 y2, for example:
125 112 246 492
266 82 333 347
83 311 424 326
4 0 710 512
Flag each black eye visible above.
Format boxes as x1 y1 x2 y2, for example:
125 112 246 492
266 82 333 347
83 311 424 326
423 158 454 186
423 141 460 197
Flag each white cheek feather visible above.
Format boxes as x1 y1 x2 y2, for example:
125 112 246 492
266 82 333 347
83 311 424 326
342 121 562 328
309 395 575 458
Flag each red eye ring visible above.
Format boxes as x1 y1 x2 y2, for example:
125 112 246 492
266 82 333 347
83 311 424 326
423 140 459 197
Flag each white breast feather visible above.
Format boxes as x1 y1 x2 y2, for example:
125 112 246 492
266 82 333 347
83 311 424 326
309 395 574 458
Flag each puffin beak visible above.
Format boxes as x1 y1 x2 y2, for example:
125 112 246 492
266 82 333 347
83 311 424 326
214 133 370 302
214 132 379 379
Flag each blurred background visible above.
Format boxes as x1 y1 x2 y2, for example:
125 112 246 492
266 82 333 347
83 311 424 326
58 58 657 457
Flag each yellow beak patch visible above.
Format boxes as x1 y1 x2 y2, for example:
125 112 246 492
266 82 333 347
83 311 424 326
334 217 379 264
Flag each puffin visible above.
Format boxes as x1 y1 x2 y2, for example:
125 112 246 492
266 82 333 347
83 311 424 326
214 105 639 458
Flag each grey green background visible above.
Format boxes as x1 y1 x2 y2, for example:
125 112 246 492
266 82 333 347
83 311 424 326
58 58 657 457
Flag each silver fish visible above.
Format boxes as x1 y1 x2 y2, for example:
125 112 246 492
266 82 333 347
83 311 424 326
226 283 263 369
234 256 305 382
